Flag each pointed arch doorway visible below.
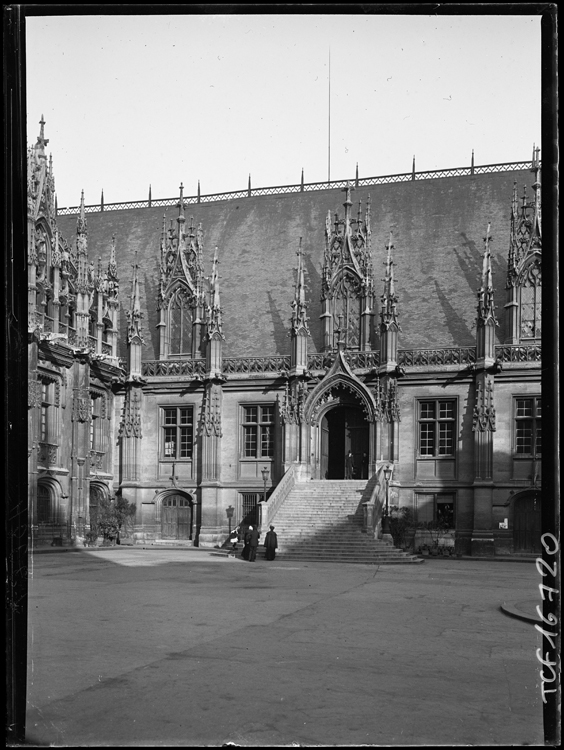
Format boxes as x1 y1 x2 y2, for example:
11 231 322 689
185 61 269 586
320 405 369 479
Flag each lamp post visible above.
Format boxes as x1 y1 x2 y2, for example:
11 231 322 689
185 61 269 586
381 465 392 538
260 466 269 529
226 505 234 538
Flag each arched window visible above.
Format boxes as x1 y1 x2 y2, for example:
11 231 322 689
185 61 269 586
519 263 541 339
333 274 362 349
169 288 193 355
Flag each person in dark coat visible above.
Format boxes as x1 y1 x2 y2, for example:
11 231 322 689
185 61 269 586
242 527 251 560
345 450 355 479
264 525 278 560
361 452 369 479
247 525 260 562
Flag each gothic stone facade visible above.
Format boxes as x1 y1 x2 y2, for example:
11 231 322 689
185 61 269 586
30 120 542 555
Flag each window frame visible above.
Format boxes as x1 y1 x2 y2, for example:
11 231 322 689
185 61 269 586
513 395 541 457
160 405 195 461
240 403 275 460
90 392 104 452
168 287 194 357
416 398 457 459
415 492 456 527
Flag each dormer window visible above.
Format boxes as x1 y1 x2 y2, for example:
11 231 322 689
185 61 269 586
519 263 541 339
169 287 193 356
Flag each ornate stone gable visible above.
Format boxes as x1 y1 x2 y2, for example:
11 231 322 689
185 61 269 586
320 185 375 351
507 148 542 288
158 189 204 311
304 349 377 424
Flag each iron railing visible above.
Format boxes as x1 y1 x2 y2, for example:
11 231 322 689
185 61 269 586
57 160 535 216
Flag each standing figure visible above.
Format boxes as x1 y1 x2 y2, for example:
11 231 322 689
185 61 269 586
345 450 355 479
362 452 369 479
264 525 278 561
242 526 251 560
248 525 260 562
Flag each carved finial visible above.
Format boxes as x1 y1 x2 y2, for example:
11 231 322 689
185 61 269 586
148 184 152 207
355 162 359 188
380 231 400 331
37 115 49 155
127 251 144 343
412 155 416 180
478 222 497 325
248 173 252 197
101 189 104 211
77 190 87 235
292 237 310 337
197 179 201 203
207 246 224 339
300 168 304 191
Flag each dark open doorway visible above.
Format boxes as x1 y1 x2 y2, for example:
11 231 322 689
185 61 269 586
321 405 369 479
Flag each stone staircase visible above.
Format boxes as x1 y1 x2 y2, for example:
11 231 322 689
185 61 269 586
260 480 423 565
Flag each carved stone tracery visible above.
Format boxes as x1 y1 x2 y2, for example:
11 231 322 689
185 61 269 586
472 379 496 432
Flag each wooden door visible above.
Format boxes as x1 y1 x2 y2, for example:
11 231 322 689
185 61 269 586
162 494 192 539
513 493 541 553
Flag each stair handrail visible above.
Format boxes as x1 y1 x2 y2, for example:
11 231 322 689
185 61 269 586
362 464 389 539
258 464 296 530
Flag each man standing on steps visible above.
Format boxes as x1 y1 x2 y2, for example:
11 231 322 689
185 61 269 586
345 449 355 479
247 525 260 562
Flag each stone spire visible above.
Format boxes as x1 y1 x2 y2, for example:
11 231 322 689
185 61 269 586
476 223 498 365
207 247 224 341
74 190 91 349
291 238 309 336
290 238 309 376
380 233 400 330
379 232 401 372
477 223 497 325
125 254 144 381
127 254 143 345
205 247 224 382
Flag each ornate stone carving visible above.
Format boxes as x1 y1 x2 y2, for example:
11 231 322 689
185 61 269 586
473 379 496 432
118 388 142 439
72 389 91 423
38 442 58 466
200 384 222 438
372 378 401 423
280 379 308 424
28 377 42 408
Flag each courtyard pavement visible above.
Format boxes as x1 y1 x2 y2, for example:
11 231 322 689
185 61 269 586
24 548 544 747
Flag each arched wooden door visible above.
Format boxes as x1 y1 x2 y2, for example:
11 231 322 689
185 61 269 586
162 493 192 540
513 491 541 553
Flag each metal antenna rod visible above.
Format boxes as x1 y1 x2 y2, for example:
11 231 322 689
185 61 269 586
328 47 331 184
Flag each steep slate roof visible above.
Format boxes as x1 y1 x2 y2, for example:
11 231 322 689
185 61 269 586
55 169 532 360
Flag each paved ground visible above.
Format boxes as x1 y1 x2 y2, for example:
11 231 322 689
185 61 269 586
25 548 544 747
